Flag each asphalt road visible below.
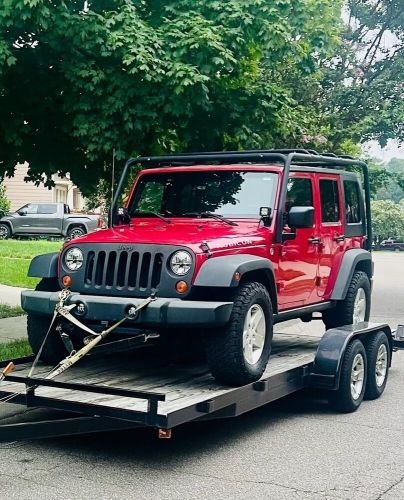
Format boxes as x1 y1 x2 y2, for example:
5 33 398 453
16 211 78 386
1 252 404 500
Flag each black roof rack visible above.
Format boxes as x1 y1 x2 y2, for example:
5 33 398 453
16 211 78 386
110 149 371 249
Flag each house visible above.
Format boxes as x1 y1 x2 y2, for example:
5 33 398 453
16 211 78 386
2 163 86 212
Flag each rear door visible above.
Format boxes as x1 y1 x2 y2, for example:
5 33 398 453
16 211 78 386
316 176 345 298
36 204 60 234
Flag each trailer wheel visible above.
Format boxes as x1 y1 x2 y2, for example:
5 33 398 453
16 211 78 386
205 282 273 386
330 339 367 413
27 278 66 365
323 271 371 329
364 331 390 400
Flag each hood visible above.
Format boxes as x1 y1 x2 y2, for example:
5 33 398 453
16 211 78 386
66 219 271 254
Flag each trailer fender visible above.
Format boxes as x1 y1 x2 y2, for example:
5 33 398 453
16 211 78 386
310 322 392 390
331 249 373 300
28 252 59 278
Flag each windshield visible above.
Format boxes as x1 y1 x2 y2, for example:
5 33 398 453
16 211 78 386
128 171 278 219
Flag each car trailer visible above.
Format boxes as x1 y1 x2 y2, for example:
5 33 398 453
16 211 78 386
0 323 403 442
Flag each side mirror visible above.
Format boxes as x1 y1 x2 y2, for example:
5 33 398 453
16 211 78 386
288 206 314 229
18 209 27 216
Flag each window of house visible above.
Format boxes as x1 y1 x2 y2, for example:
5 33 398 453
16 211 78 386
286 177 313 211
320 179 340 223
344 180 361 224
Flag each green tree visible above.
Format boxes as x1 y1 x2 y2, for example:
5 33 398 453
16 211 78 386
0 184 10 217
323 0 404 150
0 0 342 194
371 199 404 242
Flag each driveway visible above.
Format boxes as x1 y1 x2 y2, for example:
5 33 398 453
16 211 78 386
0 252 403 499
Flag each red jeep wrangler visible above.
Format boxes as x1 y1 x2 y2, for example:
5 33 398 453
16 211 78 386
22 150 373 386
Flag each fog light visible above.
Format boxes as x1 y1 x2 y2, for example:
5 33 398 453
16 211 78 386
176 281 188 294
62 275 72 287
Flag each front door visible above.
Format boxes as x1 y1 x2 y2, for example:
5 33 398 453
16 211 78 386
316 176 345 297
278 174 319 309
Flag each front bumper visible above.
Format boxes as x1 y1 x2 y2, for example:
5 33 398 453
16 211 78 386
21 291 233 328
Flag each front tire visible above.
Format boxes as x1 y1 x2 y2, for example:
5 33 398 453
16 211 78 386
205 282 273 386
27 278 66 365
0 223 11 240
323 270 371 330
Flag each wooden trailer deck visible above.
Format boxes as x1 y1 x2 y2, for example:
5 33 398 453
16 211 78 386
0 333 321 428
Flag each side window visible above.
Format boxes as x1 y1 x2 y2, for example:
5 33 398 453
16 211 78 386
24 204 38 215
38 204 57 215
320 179 340 223
286 177 313 212
344 181 361 223
136 182 164 213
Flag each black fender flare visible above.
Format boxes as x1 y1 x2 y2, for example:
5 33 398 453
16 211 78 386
310 322 392 390
28 252 59 278
331 249 373 300
194 254 277 311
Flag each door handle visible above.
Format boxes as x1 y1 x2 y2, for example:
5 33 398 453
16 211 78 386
308 237 322 244
334 235 346 242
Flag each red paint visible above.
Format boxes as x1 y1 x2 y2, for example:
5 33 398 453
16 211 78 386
64 164 366 311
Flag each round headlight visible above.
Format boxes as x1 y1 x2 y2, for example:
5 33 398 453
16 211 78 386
170 251 192 276
65 247 83 271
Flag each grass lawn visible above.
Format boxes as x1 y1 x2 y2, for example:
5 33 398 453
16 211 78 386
0 339 32 361
0 240 62 288
0 304 25 318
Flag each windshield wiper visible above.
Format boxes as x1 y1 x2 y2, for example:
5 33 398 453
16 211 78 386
132 211 172 224
183 212 238 226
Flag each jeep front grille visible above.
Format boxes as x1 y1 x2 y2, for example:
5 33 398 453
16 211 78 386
84 250 164 292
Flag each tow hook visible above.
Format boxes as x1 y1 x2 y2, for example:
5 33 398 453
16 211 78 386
126 293 157 320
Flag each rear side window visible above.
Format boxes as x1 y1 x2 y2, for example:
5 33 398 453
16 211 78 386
286 177 313 211
344 181 361 223
38 204 57 214
320 180 340 223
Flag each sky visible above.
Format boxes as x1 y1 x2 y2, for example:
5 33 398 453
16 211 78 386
363 140 404 162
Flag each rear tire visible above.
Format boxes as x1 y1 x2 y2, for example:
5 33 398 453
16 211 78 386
364 331 390 400
330 339 367 413
205 282 273 386
0 223 11 240
323 270 371 330
67 226 86 240
27 278 66 365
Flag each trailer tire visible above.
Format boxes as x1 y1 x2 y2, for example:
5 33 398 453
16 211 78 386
330 339 367 413
27 278 66 365
364 331 390 400
205 281 273 386
323 271 371 329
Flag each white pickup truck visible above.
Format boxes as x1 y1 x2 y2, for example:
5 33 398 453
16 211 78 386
0 203 101 240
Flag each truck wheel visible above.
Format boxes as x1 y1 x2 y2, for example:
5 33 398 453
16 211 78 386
394 247 400 253
0 223 11 240
67 226 85 240
330 339 367 413
364 331 390 400
323 271 371 329
205 282 273 386
27 278 66 365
